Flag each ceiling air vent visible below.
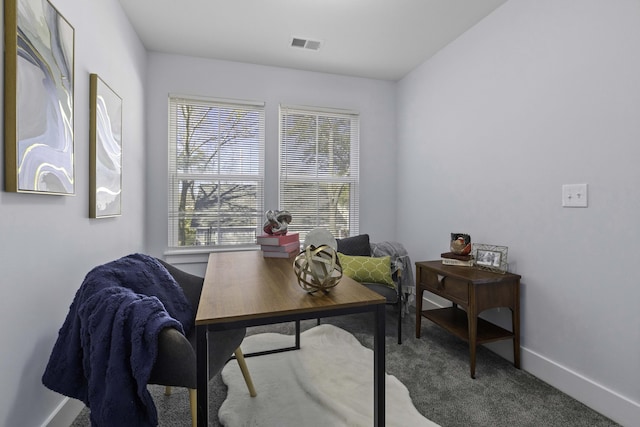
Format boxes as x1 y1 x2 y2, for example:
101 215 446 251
290 37 321 51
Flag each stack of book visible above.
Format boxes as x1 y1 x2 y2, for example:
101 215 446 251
257 232 300 258
441 252 474 267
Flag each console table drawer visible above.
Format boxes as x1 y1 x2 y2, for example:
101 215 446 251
441 277 468 304
419 268 468 304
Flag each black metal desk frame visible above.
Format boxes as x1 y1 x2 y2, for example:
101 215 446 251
196 304 386 427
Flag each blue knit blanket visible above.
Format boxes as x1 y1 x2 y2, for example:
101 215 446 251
42 254 194 427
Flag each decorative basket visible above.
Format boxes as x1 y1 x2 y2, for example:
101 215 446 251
293 245 342 294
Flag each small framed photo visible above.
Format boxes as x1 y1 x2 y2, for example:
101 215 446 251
473 244 508 273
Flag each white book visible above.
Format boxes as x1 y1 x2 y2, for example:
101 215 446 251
441 258 474 267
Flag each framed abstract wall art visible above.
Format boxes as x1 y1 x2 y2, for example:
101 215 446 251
4 0 75 194
89 74 122 218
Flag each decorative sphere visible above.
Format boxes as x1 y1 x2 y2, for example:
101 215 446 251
304 228 337 250
293 245 342 294
450 238 472 255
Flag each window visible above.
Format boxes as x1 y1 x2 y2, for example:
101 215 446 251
279 105 360 241
168 95 264 248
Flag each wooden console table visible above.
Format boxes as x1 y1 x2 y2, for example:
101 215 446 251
415 260 521 378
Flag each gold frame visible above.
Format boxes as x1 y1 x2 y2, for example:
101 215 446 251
4 1 17 192
89 74 122 218
4 0 75 194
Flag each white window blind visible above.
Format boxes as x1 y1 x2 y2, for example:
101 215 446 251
168 95 265 248
279 104 360 242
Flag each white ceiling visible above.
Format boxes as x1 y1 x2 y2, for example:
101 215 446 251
119 0 507 81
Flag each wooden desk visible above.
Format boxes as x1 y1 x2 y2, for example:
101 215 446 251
195 251 387 427
415 260 521 378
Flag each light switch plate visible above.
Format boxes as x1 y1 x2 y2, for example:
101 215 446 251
562 184 588 207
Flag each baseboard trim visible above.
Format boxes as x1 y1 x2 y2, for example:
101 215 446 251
522 347 639 427
42 397 84 427
421 296 639 427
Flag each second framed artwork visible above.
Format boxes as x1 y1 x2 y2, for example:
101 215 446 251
89 74 122 218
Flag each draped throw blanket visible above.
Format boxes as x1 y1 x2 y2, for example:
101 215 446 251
370 241 415 312
42 254 193 427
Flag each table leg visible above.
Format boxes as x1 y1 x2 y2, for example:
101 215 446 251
196 325 209 427
468 312 477 379
295 320 301 349
415 285 423 338
512 307 521 369
374 304 386 427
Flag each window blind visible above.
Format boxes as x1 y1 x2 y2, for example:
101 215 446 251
279 104 360 242
168 95 265 248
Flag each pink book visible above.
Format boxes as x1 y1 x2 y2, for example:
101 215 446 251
256 232 299 246
260 241 301 253
262 248 299 258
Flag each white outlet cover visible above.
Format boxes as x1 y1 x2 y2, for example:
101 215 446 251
562 183 588 207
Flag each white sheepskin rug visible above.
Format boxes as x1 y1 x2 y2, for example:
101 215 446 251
219 324 439 427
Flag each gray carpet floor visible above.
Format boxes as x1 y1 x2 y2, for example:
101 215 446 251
71 308 620 426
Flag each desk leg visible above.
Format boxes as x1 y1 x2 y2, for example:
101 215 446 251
374 304 386 427
468 312 477 379
196 325 209 427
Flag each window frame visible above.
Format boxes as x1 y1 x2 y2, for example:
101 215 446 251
167 94 265 250
278 104 360 242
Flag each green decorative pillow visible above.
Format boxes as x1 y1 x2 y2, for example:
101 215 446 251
337 253 395 288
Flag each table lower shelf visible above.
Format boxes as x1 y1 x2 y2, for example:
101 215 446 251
420 307 514 344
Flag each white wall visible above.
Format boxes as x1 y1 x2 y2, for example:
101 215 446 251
145 53 397 272
0 0 147 425
6 0 638 425
397 0 640 425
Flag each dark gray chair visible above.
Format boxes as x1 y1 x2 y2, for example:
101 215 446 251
336 234 405 344
149 260 256 427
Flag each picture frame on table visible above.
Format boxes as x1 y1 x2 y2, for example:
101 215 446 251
473 244 508 273
4 0 75 194
89 74 122 218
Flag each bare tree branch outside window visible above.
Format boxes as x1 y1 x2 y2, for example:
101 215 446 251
169 98 264 247
279 107 359 241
